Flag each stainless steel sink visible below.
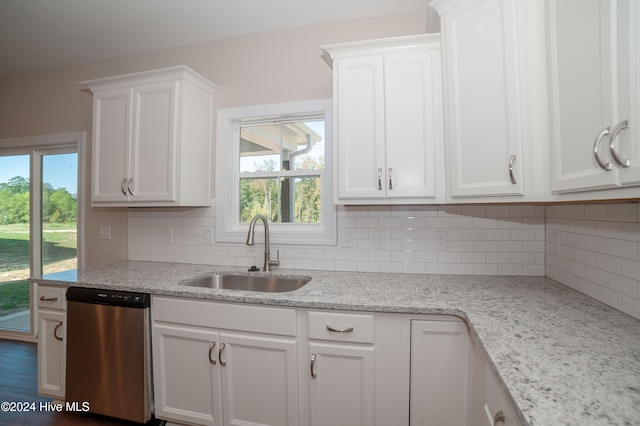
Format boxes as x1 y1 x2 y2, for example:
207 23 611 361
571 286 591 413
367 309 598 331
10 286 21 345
181 274 310 292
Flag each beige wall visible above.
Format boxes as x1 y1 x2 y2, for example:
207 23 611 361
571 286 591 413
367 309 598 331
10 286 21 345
0 12 427 267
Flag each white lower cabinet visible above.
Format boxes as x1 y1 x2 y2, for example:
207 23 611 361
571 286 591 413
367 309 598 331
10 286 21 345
410 319 470 426
220 333 298 426
151 296 299 426
151 297 517 426
36 284 67 399
469 338 521 426
308 342 375 426
306 311 376 426
300 310 414 426
482 362 520 426
153 323 221 425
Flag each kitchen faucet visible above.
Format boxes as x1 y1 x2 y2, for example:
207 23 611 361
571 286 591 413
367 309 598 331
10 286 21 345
246 214 280 272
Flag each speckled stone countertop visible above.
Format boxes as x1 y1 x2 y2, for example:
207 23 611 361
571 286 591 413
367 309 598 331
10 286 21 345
34 261 640 426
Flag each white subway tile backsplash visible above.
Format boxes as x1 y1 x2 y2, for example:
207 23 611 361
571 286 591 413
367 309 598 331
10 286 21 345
129 200 545 278
622 296 640 319
608 239 638 260
127 200 639 319
608 273 638 298
546 202 640 320
621 259 640 280
607 204 638 222
584 204 608 220
486 205 510 217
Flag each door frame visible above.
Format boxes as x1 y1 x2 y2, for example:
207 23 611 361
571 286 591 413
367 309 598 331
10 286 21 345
0 132 86 342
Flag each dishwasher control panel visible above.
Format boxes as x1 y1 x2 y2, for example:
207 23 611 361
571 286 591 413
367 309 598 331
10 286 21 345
66 287 150 309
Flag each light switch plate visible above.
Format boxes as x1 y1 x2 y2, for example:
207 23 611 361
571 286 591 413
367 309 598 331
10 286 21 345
435 230 448 251
203 228 213 245
373 230 386 249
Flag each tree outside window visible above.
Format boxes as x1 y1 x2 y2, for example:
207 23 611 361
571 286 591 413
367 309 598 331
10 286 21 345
238 120 324 225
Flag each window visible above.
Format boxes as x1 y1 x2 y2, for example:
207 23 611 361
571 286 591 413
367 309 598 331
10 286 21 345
216 100 336 245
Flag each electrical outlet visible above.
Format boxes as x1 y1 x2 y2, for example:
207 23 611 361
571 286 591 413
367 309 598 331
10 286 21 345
435 230 448 251
373 230 386 249
203 228 213 245
99 225 111 240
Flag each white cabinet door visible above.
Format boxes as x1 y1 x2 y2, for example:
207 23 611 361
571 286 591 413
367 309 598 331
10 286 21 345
548 0 639 193
614 0 640 186
129 81 176 202
37 310 66 399
326 34 444 204
152 323 222 426
84 66 215 207
220 332 299 426
335 55 386 200
410 319 469 426
548 0 620 192
91 88 131 203
483 362 521 426
308 342 375 426
433 0 528 199
384 49 443 199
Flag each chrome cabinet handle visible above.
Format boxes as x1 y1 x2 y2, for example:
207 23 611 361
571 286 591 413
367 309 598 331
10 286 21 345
53 321 63 341
126 177 134 196
39 296 58 302
388 168 393 190
508 155 517 184
593 127 613 171
609 119 630 168
120 178 128 196
377 168 382 190
311 353 317 378
208 341 217 365
494 410 505 425
326 324 354 333
218 342 226 366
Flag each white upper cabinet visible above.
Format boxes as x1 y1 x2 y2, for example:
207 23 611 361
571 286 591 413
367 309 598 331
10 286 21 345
82 66 216 207
431 0 549 202
547 0 640 196
322 35 445 204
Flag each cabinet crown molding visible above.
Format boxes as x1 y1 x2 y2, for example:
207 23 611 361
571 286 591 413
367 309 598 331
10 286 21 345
79 65 218 94
321 33 440 68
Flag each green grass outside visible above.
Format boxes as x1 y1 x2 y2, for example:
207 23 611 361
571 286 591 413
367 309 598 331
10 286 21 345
0 280 30 313
0 223 77 318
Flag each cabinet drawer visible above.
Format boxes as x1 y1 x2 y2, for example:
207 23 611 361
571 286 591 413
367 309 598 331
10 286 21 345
37 285 67 310
308 311 374 344
152 296 296 337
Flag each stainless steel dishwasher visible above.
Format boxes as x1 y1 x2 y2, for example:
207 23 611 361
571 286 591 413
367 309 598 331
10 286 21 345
65 287 152 423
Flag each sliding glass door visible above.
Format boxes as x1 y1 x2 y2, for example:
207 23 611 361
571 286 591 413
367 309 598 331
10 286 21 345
0 155 32 332
0 134 82 338
42 152 78 276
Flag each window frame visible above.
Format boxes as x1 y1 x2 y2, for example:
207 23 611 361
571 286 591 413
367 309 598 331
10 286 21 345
216 99 336 245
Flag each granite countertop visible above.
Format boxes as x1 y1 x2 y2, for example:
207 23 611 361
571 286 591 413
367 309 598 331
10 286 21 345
35 261 640 426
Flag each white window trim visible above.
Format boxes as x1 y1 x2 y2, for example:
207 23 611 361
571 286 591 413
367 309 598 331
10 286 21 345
216 99 336 245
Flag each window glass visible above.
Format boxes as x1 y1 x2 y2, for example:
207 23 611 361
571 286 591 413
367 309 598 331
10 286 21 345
238 119 324 224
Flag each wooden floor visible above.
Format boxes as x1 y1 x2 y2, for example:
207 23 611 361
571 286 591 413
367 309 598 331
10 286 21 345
0 339 160 426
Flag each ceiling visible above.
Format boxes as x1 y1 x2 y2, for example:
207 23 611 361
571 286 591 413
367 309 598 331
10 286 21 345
0 0 429 76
